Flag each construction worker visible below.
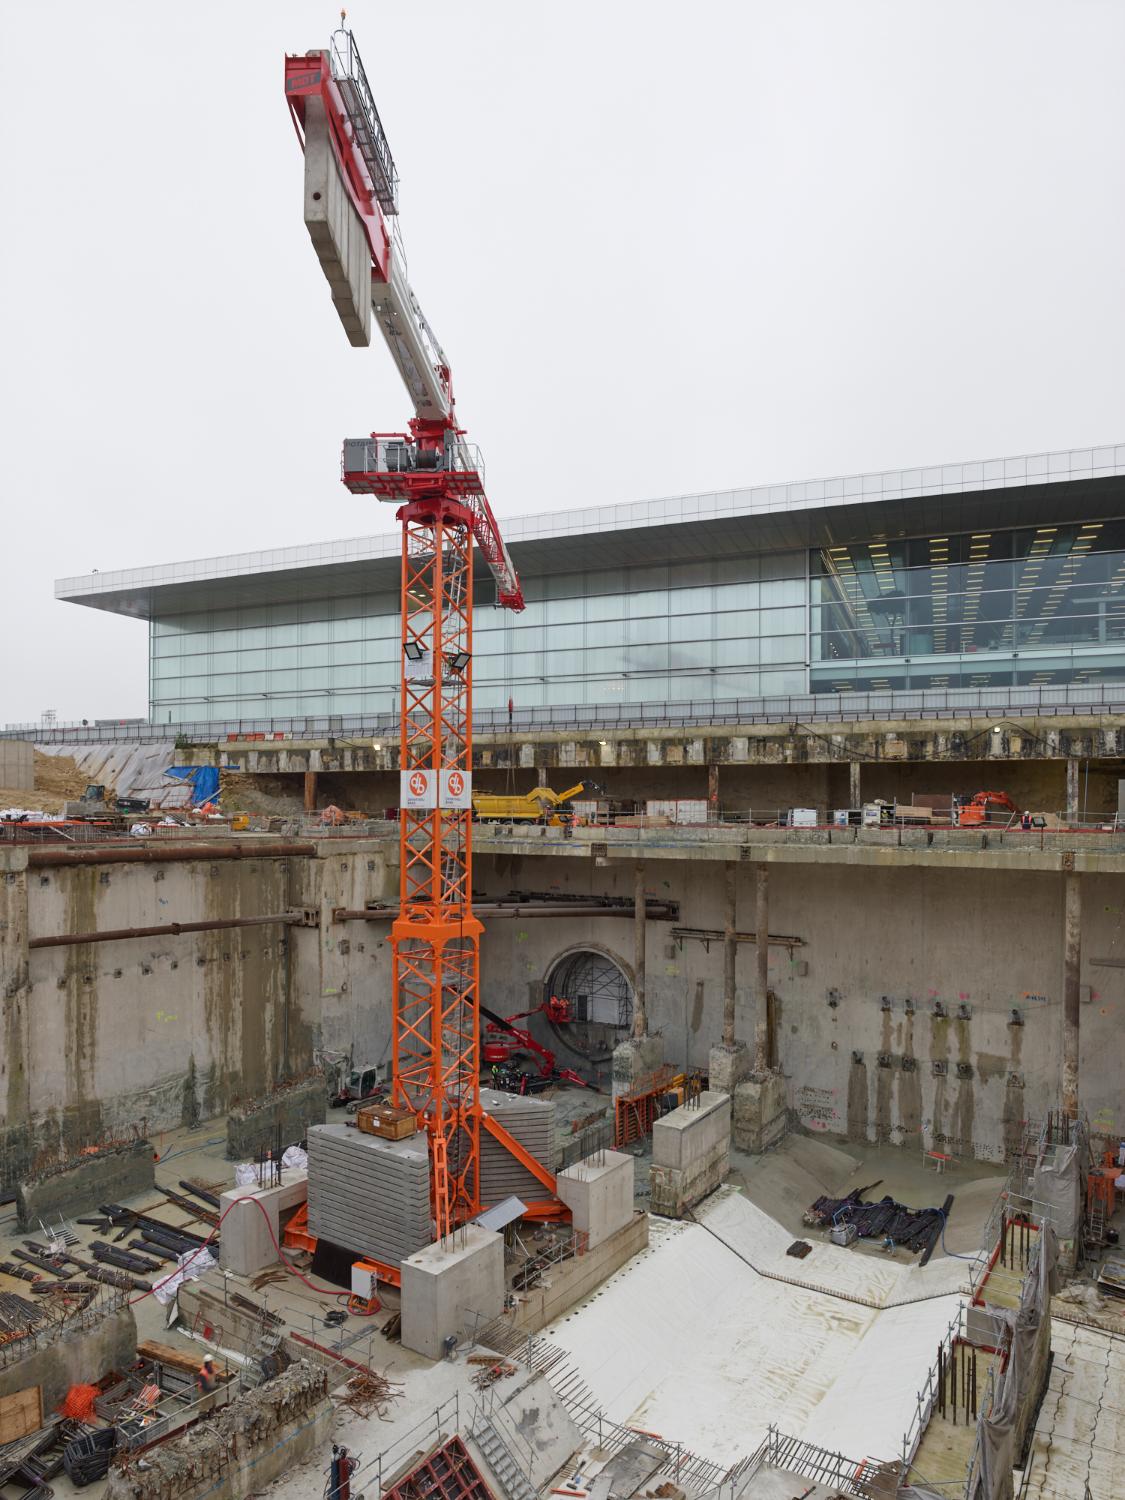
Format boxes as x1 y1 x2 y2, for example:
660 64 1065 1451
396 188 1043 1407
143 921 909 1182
195 1356 217 1397
1021 809 1032 831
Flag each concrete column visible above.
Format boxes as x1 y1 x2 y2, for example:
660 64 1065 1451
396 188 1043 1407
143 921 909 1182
537 765 549 788
754 864 770 1073
0 849 32 1197
849 761 862 808
708 763 720 814
722 862 737 1047
1062 869 1081 1118
632 863 647 1039
1066 758 1080 825
303 771 317 814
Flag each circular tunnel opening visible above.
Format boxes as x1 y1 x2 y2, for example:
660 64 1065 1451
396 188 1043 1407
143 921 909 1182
545 948 633 1063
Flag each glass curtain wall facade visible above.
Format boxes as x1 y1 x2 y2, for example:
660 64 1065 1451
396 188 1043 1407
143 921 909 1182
811 519 1125 692
147 517 1125 721
148 554 808 720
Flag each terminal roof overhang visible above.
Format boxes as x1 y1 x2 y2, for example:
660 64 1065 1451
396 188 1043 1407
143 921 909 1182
55 442 1125 619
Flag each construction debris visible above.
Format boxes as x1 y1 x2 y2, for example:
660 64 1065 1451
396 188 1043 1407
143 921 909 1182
803 1185 951 1255
335 1368 403 1419
471 1359 518 1389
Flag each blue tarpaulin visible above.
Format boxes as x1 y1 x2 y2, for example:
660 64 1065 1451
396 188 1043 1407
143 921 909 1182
165 766 221 806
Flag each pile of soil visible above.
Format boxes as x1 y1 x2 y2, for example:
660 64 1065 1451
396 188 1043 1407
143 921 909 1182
0 751 103 815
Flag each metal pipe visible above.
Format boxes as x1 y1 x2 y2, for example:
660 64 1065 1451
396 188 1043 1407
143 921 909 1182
331 901 678 922
1062 869 1081 1118
26 842 316 868
29 912 302 949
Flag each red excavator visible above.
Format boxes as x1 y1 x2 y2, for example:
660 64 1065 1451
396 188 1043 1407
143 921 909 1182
480 1000 595 1092
955 791 1021 827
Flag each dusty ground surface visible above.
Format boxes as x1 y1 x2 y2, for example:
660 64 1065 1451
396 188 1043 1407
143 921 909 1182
219 770 304 817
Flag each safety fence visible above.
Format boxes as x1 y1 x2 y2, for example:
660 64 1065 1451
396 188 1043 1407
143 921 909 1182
9 680 1125 743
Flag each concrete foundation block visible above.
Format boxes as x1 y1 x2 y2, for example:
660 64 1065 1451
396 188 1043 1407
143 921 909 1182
708 1040 752 1095
400 1225 504 1361
556 1150 634 1250
219 1170 308 1277
612 1034 665 1098
732 1071 789 1155
649 1090 731 1219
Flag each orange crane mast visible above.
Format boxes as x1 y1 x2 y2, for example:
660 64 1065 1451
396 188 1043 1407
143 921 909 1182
285 25 526 1242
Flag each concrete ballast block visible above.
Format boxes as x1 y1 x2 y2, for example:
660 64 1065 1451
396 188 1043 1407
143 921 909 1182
400 1225 504 1361
556 1150 634 1250
649 1090 731 1219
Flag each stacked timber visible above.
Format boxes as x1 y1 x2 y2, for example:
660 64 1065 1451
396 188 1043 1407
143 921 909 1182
306 1124 430 1267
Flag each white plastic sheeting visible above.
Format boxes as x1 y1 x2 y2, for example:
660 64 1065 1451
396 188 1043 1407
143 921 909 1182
544 1193 965 1467
37 741 191 807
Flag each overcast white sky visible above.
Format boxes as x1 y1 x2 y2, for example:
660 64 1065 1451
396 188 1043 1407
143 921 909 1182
2 0 1123 725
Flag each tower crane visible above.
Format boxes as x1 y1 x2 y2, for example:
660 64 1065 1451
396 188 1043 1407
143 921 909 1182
285 25 536 1247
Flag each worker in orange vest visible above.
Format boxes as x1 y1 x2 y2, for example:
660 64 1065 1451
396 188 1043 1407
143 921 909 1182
195 1355 217 1396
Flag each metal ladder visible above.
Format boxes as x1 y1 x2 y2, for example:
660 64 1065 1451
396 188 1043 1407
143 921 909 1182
469 1416 536 1500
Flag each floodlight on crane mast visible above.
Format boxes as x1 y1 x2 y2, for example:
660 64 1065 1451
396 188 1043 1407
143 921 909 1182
284 25 537 1256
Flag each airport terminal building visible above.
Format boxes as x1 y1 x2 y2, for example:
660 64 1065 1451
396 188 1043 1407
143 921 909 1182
52 441 1125 730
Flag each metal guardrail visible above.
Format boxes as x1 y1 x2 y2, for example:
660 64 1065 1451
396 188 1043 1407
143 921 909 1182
7 682 1125 743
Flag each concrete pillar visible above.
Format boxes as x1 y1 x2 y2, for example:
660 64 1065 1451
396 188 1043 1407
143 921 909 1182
722 862 737 1047
613 862 664 1096
537 765 549 788
0 849 31 1197
303 771 317 814
849 761 862 808
708 763 720 814
1065 758 1080 825
710 862 752 1093
1062 869 1081 1118
754 864 770 1073
632 863 647 1039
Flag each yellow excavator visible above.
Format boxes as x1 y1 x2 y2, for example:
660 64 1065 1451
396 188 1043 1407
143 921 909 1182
472 779 603 825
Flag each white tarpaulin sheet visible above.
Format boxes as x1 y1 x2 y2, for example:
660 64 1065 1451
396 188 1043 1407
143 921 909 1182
545 1193 964 1467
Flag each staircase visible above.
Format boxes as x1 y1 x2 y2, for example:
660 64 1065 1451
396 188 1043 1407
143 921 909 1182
469 1416 537 1500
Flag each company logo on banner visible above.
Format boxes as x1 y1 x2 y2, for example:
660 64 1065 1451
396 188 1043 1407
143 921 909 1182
440 769 472 809
400 769 436 810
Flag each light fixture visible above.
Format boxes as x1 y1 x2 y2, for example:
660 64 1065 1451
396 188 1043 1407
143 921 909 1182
448 650 471 672
372 741 382 751
403 641 424 662
598 739 608 747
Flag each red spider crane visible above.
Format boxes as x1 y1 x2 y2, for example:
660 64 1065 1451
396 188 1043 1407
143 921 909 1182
285 26 527 1244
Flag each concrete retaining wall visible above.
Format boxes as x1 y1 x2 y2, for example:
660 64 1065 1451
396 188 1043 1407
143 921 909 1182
227 1081 326 1160
476 851 1125 1163
15 1140 153 1231
0 841 394 1198
102 1360 331 1500
0 1306 137 1411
